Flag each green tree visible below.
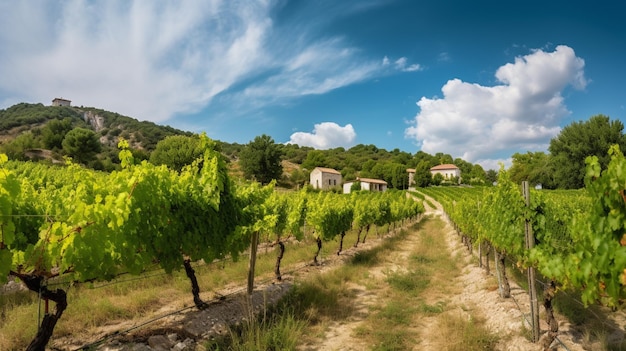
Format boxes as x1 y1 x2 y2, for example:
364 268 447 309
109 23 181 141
412 161 432 187
549 115 626 189
509 151 555 188
384 162 408 189
240 134 284 184
42 118 73 149
432 172 444 186
149 135 204 172
485 169 498 184
468 164 487 185
301 150 327 171
62 128 101 164
1 132 41 160
435 152 454 165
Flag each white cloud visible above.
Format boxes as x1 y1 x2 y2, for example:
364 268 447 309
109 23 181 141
475 158 512 172
239 38 382 102
288 122 357 149
0 1 389 123
405 45 587 168
394 57 423 72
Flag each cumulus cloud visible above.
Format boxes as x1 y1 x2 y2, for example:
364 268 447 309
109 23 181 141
405 45 587 168
288 122 357 149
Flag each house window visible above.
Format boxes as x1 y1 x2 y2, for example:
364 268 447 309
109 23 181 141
333 179 336 186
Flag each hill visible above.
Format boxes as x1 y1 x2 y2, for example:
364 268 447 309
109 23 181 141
0 102 192 169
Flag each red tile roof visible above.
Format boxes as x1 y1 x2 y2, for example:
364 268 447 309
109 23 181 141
357 177 387 185
314 167 341 174
430 164 459 171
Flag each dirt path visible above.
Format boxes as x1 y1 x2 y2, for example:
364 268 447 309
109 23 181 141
299 194 587 351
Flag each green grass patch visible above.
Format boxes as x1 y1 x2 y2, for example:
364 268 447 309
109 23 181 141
437 313 498 351
385 270 429 295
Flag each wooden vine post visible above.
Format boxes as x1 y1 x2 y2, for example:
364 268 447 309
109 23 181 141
522 181 540 342
247 231 259 296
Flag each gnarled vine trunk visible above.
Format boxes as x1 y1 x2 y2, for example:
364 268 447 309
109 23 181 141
361 224 371 244
540 280 559 350
337 231 346 255
494 250 510 298
313 237 322 265
274 241 285 281
10 272 67 351
183 259 209 309
483 242 491 275
354 227 363 247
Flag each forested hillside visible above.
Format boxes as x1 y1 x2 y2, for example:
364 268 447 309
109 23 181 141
0 103 191 170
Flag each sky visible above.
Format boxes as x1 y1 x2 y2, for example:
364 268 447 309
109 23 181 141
0 0 625 170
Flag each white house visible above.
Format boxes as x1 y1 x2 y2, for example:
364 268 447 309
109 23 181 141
310 167 342 190
430 164 461 179
343 177 388 194
52 98 71 107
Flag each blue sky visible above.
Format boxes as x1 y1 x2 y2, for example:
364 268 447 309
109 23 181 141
0 0 624 169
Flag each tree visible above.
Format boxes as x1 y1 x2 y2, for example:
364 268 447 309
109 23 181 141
468 164 487 185
485 169 498 184
412 161 432 187
432 173 444 186
150 135 204 172
239 134 284 184
435 152 454 165
1 132 41 160
509 151 555 188
383 162 408 189
549 115 626 189
42 118 73 150
301 150 327 171
62 128 101 164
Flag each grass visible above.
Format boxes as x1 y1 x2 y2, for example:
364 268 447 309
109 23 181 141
347 216 499 350
435 313 499 351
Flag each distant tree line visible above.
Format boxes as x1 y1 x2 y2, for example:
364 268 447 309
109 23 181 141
1 103 622 190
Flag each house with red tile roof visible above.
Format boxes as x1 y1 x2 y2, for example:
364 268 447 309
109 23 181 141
430 164 461 179
343 177 387 194
310 167 342 190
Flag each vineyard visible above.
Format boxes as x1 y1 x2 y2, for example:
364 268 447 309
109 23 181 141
0 135 424 350
415 145 626 348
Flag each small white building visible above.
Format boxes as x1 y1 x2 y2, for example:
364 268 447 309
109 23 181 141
310 167 342 190
52 98 71 107
343 177 388 194
430 164 461 179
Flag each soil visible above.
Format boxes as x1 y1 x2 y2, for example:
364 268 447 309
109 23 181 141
12 194 626 350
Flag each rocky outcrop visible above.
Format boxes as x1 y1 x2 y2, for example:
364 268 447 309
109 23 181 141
84 111 106 132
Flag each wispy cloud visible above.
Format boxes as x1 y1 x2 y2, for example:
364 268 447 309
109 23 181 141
0 0 397 123
288 122 357 149
394 57 422 72
405 45 587 168
437 52 451 62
